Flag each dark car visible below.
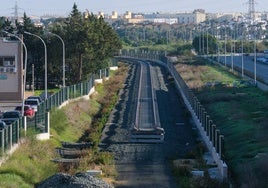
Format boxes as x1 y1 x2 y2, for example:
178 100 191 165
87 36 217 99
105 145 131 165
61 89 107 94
0 120 6 129
1 110 21 125
15 105 35 117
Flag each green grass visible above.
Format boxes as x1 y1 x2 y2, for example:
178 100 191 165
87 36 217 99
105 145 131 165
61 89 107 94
39 89 60 96
0 95 108 187
176 57 268 185
0 139 58 187
0 62 127 187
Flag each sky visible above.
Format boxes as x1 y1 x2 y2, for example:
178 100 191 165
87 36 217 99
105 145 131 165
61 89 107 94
0 0 267 17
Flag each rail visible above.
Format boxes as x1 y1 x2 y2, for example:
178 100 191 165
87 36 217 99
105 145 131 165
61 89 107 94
131 60 164 143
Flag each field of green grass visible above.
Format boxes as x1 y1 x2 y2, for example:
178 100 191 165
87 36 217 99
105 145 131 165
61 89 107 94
175 57 268 187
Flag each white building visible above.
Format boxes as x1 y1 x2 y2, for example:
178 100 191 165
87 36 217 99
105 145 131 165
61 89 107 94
177 12 206 24
144 11 206 25
124 11 132 19
153 18 178 25
111 11 118 19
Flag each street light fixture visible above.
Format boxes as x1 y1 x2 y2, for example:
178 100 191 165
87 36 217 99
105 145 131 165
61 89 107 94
47 32 65 87
24 31 48 100
2 30 27 116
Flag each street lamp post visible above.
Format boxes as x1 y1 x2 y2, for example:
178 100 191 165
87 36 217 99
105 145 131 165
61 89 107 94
2 31 27 116
241 31 244 78
206 26 209 55
202 27 205 55
24 31 47 100
231 32 234 72
48 32 65 87
224 27 227 66
216 25 219 63
254 37 257 85
198 26 201 55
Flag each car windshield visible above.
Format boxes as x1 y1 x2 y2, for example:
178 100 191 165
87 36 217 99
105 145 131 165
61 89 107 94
15 106 30 111
25 100 38 105
15 106 22 111
28 96 42 102
3 112 20 118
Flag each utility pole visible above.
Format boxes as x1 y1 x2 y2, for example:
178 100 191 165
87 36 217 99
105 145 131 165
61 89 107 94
248 0 256 23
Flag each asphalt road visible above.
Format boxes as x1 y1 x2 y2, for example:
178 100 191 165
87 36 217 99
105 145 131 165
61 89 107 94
101 59 197 188
218 55 268 82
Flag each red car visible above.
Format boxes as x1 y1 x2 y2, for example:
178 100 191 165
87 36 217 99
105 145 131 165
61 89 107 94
15 105 35 117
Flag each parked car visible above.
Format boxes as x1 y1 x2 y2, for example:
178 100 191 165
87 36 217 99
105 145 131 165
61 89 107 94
1 110 21 125
27 96 43 103
0 120 7 129
14 105 35 117
257 57 268 63
24 99 40 112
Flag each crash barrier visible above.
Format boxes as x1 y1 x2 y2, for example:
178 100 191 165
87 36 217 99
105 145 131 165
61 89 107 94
120 49 228 179
0 68 110 156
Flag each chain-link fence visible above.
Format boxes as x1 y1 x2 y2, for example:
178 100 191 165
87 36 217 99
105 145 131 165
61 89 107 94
0 68 110 155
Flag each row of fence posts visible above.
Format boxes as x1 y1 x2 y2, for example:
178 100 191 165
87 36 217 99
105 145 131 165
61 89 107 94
0 68 109 156
169 62 225 160
120 49 227 178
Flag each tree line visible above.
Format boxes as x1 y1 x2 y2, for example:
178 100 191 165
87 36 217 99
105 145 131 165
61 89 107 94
0 4 122 88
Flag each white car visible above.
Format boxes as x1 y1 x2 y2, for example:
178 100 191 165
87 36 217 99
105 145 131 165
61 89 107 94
24 99 40 112
27 96 43 103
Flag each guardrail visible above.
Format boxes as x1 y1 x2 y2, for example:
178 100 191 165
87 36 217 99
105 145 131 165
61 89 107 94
119 49 228 179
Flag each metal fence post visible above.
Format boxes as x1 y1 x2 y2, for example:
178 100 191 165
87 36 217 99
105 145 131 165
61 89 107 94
9 124 12 149
212 124 216 146
45 111 49 133
216 129 220 153
205 115 209 132
17 120 20 143
0 130 4 155
219 135 224 160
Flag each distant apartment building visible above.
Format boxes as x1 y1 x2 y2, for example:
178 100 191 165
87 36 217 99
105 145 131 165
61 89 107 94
207 12 244 22
122 11 144 24
153 18 178 25
111 11 118 19
0 37 23 102
144 13 178 24
177 11 206 24
124 11 132 19
144 10 206 25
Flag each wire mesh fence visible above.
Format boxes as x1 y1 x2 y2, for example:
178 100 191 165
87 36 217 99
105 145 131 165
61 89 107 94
0 68 109 155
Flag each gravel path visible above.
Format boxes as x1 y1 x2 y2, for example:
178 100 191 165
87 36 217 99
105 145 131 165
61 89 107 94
101 60 198 188
37 172 113 188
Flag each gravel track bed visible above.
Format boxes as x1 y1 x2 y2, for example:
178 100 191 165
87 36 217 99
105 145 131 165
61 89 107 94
101 60 198 187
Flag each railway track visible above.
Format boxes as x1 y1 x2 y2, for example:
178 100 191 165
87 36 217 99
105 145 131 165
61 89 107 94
131 60 164 143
